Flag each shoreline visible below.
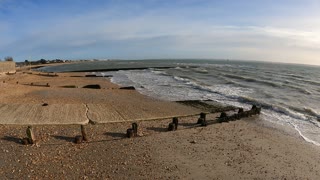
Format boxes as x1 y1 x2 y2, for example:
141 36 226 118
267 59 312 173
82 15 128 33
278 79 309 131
0 66 319 179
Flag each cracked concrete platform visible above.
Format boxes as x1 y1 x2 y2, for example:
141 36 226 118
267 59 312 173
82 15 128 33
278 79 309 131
0 72 201 125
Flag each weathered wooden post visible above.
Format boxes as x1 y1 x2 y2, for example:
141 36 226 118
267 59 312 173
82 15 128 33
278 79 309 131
218 112 227 123
172 117 178 129
168 123 176 131
127 129 134 138
200 118 207 126
126 123 138 138
236 108 244 119
251 105 257 110
81 125 88 141
256 107 261 114
251 105 261 115
132 123 138 136
197 112 206 124
74 136 83 144
26 126 36 144
200 112 206 120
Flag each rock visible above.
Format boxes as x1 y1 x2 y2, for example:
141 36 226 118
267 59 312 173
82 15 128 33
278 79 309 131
120 86 136 90
82 84 101 89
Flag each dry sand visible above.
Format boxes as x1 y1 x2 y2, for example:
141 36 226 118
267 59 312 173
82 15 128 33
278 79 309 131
0 70 319 179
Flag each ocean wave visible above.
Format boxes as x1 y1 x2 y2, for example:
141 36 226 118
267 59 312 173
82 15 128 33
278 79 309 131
289 106 320 119
283 84 313 95
173 66 191 72
285 73 305 79
262 109 320 147
299 79 320 86
150 69 171 76
103 62 320 147
237 96 273 109
236 96 313 123
192 67 208 74
173 76 190 83
223 74 281 88
223 73 313 95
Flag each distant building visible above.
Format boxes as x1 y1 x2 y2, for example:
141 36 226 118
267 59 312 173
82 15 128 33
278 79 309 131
0 61 16 74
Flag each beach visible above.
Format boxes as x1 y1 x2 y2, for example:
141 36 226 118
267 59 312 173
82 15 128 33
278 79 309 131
0 69 319 179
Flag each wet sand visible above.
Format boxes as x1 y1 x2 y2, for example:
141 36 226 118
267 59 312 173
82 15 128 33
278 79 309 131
0 70 319 179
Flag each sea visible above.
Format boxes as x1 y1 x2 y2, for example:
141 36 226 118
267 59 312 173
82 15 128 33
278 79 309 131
40 59 320 146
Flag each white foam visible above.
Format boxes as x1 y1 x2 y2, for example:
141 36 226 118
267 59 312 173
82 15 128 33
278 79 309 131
106 68 320 147
262 109 320 146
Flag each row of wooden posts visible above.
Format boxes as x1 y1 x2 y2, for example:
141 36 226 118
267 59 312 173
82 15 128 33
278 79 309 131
22 105 261 145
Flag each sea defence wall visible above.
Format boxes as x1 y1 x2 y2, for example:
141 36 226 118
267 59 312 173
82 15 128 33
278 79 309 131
0 61 16 74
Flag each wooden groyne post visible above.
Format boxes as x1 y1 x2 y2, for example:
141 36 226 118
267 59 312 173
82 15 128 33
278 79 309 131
81 125 88 141
23 126 36 145
127 123 138 138
168 117 179 131
197 112 207 126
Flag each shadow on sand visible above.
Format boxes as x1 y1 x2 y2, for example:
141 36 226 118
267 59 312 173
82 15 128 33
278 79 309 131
146 127 167 132
104 132 126 138
52 135 75 142
1 136 22 145
179 122 197 127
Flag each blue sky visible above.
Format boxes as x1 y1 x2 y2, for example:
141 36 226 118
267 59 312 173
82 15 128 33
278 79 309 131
0 0 320 65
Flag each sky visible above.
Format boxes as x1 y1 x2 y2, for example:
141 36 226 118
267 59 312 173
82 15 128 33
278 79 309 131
0 0 320 65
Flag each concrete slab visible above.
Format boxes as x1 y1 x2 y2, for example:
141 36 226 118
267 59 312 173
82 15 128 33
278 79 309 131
0 104 87 125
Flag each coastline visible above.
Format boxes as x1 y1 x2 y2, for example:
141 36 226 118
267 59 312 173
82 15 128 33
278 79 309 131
0 67 319 179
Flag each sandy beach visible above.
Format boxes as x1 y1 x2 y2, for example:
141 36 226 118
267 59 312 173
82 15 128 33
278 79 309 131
0 70 319 179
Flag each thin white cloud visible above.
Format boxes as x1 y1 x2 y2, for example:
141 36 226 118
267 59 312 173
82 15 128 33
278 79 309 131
1 1 320 65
